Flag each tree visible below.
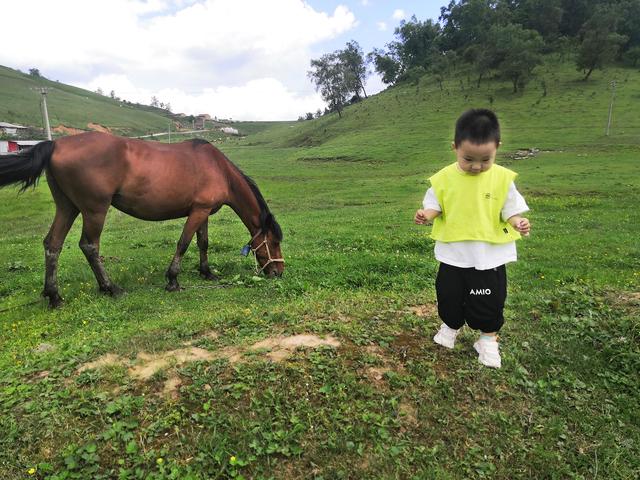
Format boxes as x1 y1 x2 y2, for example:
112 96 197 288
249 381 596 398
616 0 640 52
515 0 564 40
338 40 370 99
308 53 351 118
95 87 104 96
559 0 598 38
165 102 171 112
490 24 544 92
110 90 116 99
367 16 442 86
391 16 442 74
150 96 160 107
368 48 401 85
623 45 640 66
576 7 628 80
29 68 41 77
439 0 508 52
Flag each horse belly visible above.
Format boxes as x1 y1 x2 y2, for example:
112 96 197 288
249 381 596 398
111 191 192 221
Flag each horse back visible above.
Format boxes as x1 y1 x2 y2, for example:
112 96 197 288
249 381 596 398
49 132 230 220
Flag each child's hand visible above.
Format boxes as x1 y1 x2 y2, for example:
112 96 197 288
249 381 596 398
414 209 430 225
515 217 531 236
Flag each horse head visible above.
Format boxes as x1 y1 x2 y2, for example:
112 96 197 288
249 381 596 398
249 211 284 278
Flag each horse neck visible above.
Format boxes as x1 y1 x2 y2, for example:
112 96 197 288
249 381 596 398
225 165 262 237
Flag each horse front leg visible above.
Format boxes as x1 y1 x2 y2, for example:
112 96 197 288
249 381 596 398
166 208 210 292
196 219 218 281
79 209 124 297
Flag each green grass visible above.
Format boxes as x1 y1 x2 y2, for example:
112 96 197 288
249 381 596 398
0 59 638 479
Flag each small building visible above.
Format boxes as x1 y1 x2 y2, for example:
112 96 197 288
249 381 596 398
0 140 42 153
0 122 28 136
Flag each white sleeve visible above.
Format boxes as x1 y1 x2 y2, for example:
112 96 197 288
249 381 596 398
501 182 529 221
422 187 442 211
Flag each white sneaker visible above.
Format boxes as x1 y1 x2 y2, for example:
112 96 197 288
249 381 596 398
473 336 501 368
433 324 459 349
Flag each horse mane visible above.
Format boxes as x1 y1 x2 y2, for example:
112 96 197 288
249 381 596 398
240 172 283 241
191 138 283 241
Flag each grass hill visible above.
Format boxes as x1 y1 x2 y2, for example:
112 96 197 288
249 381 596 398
0 58 638 478
0 65 178 137
249 58 640 155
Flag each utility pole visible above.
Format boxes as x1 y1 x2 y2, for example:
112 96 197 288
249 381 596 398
32 87 52 140
606 80 616 137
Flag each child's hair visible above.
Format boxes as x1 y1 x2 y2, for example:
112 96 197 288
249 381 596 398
454 109 500 147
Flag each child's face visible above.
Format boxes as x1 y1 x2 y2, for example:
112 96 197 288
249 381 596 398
453 140 499 175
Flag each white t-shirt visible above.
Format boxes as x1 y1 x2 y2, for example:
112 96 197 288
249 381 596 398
422 182 529 270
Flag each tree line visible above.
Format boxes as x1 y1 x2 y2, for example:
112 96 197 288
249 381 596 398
307 0 640 118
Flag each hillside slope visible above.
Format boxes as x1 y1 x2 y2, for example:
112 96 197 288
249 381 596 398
0 65 175 137
247 58 640 158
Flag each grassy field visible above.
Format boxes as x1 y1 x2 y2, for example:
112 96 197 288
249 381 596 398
0 60 638 479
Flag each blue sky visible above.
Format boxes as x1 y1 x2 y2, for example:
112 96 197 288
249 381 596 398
1 1 448 120
307 1 443 55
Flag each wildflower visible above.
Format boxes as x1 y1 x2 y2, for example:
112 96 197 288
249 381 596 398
230 456 238 465
28 467 36 475
157 457 164 465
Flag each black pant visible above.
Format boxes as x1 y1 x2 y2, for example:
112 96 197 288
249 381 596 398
435 263 507 333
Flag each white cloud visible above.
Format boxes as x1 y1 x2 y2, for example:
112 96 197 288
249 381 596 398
81 74 323 121
0 0 356 120
376 21 387 31
392 8 406 20
360 0 370 5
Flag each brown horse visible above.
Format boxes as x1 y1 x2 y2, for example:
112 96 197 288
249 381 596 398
0 132 284 308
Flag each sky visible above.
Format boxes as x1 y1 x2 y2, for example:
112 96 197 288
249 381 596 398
1 1 443 121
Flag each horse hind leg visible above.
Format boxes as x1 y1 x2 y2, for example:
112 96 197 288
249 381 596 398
196 219 218 281
43 201 79 308
79 209 124 297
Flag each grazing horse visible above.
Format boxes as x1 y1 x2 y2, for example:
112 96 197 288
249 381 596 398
0 132 284 308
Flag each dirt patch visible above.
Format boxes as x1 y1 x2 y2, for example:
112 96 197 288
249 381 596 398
406 303 438 318
362 344 405 385
500 148 540 161
130 347 216 380
74 332 341 397
608 291 640 311
87 123 111 133
77 353 123 372
53 125 85 135
250 334 340 362
162 375 182 400
399 400 419 427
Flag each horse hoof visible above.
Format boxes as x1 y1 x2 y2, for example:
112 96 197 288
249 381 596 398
109 285 125 297
48 295 64 309
199 271 219 281
165 283 183 292
42 291 64 309
100 285 125 297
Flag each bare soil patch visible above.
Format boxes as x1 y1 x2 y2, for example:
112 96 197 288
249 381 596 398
74 332 341 397
52 125 85 135
406 303 438 318
87 123 111 133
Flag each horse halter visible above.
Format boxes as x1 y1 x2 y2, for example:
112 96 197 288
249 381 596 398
244 230 284 275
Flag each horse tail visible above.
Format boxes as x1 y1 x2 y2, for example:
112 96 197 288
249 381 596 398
0 140 55 192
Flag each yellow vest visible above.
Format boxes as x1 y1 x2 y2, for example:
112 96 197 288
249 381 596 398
429 163 521 244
